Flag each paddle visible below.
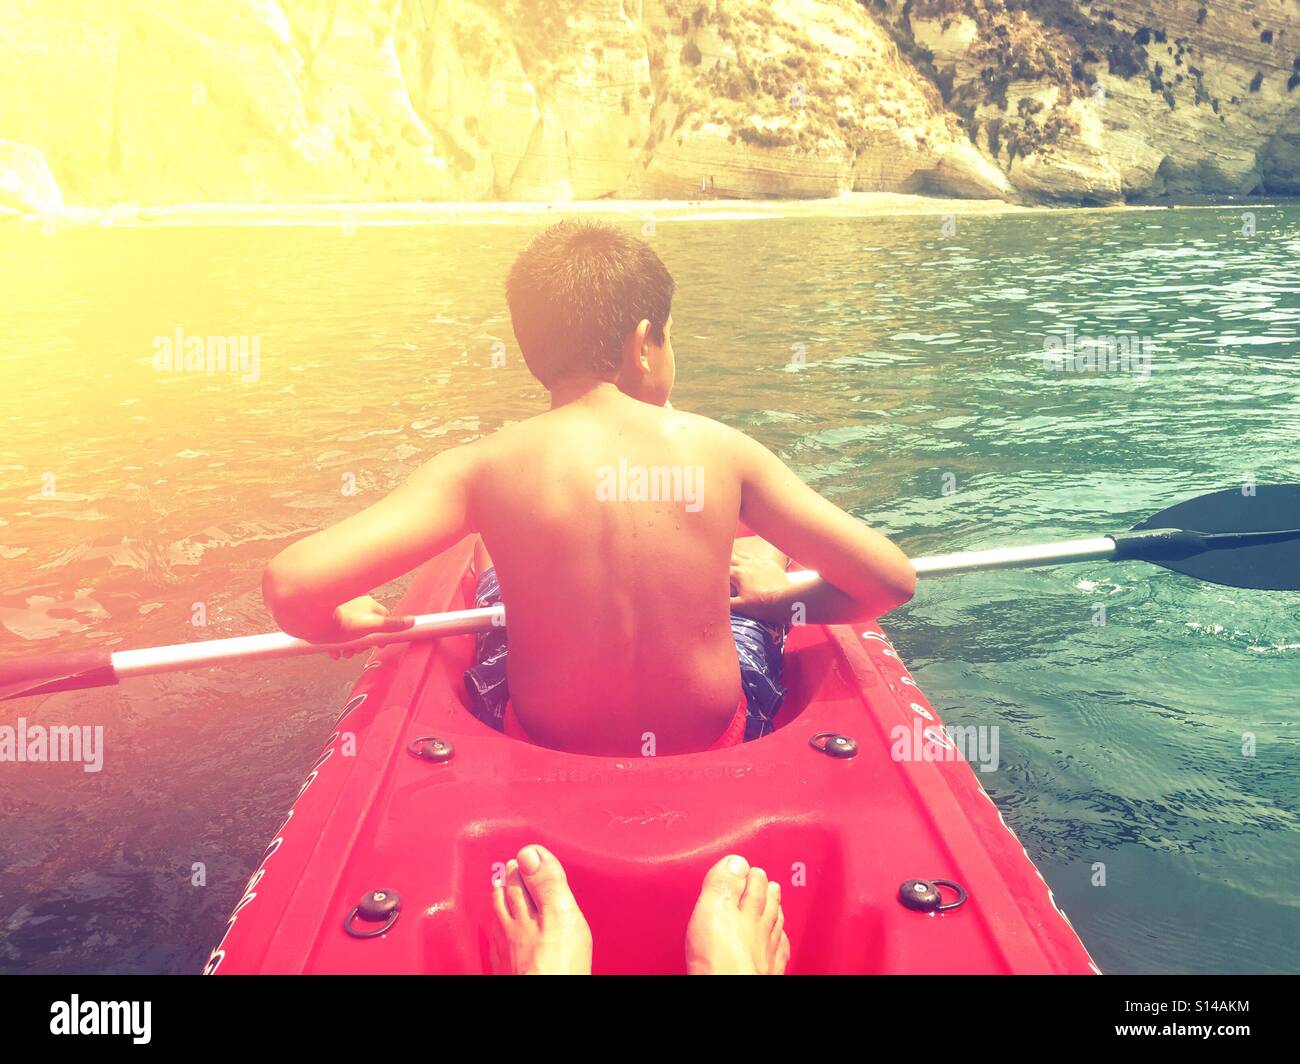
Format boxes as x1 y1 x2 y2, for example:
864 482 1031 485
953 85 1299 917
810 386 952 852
906 483 1300 589
2 485 1295 701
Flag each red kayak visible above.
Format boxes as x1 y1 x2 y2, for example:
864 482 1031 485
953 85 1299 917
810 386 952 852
207 535 1099 974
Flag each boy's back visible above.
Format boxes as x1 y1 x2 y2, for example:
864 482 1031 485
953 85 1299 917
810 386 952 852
471 389 742 754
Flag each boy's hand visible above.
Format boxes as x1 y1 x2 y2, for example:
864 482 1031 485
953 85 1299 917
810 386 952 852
323 596 414 659
728 540 791 620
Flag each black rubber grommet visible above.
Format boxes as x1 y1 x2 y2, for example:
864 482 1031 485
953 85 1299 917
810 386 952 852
406 736 454 763
809 732 858 759
344 889 401 938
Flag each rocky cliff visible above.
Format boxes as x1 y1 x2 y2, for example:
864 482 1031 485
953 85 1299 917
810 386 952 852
0 0 1296 210
877 0 1300 202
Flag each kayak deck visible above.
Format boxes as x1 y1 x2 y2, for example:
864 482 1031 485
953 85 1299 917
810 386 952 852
208 536 1098 974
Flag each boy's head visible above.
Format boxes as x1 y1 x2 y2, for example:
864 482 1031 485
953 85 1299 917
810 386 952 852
506 221 676 404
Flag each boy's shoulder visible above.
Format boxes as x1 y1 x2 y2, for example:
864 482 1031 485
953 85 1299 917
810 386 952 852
657 403 744 438
448 402 756 462
632 403 757 455
664 405 766 457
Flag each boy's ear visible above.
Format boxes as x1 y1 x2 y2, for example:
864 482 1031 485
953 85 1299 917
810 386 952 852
622 318 654 374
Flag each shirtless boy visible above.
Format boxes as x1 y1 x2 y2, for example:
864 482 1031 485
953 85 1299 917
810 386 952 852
263 221 915 973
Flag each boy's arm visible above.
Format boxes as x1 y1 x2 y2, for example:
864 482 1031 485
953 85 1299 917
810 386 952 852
262 447 477 642
728 429 915 624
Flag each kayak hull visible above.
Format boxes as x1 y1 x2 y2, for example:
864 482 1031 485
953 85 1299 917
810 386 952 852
208 536 1098 974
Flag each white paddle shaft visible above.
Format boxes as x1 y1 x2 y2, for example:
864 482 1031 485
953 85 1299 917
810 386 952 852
108 537 1118 679
111 605 504 678
788 535 1116 585
911 535 1117 577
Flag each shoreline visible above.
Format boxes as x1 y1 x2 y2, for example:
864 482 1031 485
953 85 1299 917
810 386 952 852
3 190 1291 229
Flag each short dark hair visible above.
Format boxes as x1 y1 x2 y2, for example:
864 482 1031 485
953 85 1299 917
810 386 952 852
505 221 675 387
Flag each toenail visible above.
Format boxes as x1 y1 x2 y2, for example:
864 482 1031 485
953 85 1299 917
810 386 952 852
726 855 747 876
519 846 542 873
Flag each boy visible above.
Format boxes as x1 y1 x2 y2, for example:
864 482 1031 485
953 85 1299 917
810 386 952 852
262 221 914 757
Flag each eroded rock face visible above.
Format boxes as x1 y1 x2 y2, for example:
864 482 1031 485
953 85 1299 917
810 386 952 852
637 0 1009 199
0 0 1294 207
882 0 1300 202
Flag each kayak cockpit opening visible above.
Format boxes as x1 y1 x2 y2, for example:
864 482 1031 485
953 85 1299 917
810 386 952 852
440 601 821 759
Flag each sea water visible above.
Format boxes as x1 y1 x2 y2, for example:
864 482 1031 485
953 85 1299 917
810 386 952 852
1 205 1297 973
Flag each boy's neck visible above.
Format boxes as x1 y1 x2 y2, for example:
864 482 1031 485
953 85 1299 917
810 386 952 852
548 377 624 410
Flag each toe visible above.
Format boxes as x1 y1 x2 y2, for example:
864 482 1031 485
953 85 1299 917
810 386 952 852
759 880 780 933
515 844 580 922
740 867 769 917
774 931 791 974
767 906 785 967
491 882 512 926
769 905 784 948
504 859 535 921
699 854 750 907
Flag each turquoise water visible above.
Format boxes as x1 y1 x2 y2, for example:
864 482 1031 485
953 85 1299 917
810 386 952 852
1 205 1297 973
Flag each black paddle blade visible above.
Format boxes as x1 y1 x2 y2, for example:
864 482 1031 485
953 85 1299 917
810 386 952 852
0 649 117 702
1123 485 1300 591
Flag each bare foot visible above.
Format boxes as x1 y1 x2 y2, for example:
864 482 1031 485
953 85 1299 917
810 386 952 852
490 844 592 975
685 855 790 974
